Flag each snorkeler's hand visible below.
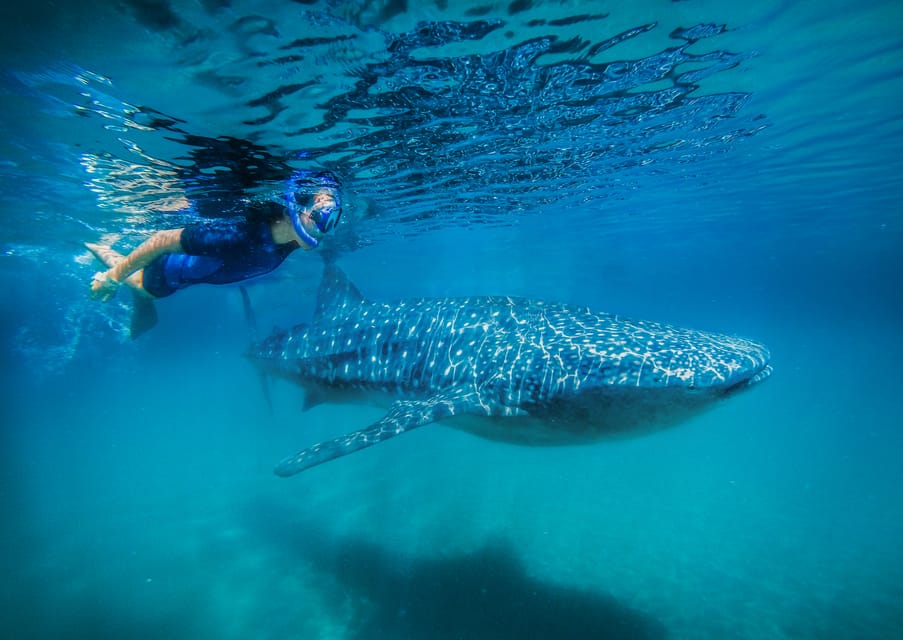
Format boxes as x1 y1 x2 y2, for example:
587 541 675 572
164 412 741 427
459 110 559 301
90 270 120 302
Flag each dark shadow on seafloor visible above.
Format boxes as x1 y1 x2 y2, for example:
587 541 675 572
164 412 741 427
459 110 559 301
247 500 668 640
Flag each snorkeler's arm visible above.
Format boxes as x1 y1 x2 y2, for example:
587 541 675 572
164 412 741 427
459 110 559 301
107 228 184 283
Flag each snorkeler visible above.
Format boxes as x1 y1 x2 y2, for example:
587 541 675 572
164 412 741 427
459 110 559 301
85 170 343 337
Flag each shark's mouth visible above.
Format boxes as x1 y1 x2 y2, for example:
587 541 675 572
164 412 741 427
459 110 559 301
748 364 773 385
720 363 771 398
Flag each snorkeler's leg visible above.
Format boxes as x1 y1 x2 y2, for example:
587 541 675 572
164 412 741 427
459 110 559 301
85 241 125 267
86 242 158 338
85 242 152 297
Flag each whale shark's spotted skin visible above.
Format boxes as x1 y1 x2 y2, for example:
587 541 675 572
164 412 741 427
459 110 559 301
250 266 771 476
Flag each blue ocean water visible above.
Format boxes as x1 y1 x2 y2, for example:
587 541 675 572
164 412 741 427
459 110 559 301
1 1 902 638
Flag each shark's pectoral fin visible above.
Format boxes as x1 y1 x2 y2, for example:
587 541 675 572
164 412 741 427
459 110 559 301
274 386 486 477
302 387 328 411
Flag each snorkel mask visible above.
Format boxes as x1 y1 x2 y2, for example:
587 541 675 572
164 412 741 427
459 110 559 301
284 170 343 249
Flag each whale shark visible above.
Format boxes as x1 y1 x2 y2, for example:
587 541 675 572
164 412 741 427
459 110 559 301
249 265 771 476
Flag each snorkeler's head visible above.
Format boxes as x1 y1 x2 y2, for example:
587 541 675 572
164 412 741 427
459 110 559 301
284 170 343 248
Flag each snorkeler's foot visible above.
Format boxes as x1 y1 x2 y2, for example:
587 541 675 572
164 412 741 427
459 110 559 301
84 242 153 298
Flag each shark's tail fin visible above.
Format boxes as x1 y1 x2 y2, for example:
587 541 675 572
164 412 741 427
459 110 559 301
240 286 273 412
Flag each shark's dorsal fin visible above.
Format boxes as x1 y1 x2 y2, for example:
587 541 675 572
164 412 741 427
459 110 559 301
274 385 488 476
314 264 366 322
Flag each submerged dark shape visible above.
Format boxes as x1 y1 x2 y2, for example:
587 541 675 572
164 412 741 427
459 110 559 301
249 265 771 476
249 504 667 640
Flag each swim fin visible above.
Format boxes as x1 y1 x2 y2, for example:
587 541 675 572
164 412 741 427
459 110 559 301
129 290 158 339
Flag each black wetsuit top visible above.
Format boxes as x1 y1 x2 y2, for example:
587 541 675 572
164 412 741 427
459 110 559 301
142 203 297 298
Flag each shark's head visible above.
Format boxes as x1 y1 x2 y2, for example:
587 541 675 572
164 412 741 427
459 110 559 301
556 313 772 403
604 321 772 396
519 322 774 440
679 333 770 395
